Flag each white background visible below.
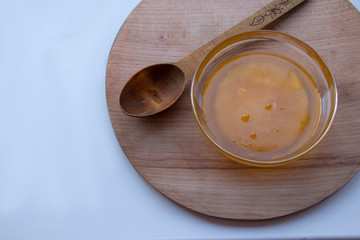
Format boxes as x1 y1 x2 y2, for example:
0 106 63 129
1 0 360 239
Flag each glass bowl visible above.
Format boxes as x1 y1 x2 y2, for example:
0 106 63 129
191 30 337 167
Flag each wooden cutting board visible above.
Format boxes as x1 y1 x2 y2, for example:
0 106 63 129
106 0 360 220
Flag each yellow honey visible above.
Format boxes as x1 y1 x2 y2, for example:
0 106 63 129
203 53 321 160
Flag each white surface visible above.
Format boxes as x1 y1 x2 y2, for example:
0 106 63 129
1 0 360 239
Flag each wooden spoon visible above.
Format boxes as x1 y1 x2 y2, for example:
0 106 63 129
119 0 305 117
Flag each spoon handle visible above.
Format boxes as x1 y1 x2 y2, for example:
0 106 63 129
177 0 306 77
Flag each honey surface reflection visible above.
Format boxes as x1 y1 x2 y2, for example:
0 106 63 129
203 53 321 160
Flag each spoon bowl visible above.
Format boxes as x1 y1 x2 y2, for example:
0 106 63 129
120 64 185 117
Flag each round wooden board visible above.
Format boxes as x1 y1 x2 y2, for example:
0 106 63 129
106 0 360 220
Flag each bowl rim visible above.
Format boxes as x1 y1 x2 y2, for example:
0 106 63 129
190 30 338 167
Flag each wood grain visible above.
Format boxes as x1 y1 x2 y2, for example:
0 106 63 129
177 0 306 78
106 0 360 220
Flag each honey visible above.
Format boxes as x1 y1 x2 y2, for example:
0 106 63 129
203 53 321 160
